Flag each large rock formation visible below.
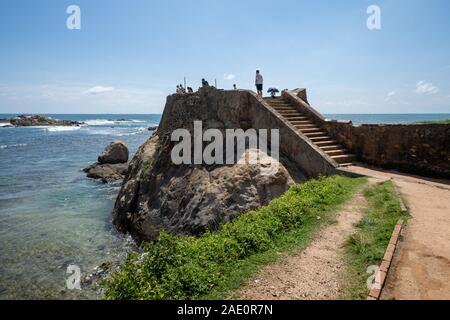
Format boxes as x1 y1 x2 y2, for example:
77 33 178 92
84 141 130 183
112 87 305 243
98 141 129 164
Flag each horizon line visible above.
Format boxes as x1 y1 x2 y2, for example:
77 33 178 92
2 112 450 116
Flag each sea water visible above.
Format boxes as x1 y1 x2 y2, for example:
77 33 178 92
0 114 160 299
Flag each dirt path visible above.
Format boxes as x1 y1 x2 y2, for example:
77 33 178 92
238 188 368 300
344 165 450 300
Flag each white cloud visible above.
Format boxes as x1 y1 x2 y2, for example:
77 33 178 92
415 81 439 95
223 73 236 81
387 91 396 97
84 86 115 95
0 83 165 113
385 91 396 101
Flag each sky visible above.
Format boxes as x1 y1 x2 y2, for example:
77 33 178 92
0 0 449 114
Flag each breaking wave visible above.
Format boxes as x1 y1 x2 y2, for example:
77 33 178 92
0 144 28 149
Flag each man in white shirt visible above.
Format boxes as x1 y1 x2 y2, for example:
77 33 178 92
255 70 263 97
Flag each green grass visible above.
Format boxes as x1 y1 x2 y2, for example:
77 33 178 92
415 119 450 124
341 180 408 300
102 175 366 300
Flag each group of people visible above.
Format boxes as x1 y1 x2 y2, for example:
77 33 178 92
175 70 273 97
176 84 193 94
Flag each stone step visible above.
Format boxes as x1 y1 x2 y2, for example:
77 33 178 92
300 127 322 133
309 136 333 142
268 101 289 104
339 163 354 167
324 149 347 157
283 116 308 121
272 107 297 111
314 140 338 147
304 131 328 137
268 103 290 108
269 104 291 108
285 117 312 122
294 124 316 129
330 154 355 164
270 100 290 104
319 145 342 151
291 120 313 125
278 110 303 115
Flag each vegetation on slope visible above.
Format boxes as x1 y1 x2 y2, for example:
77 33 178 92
341 180 408 299
103 175 365 300
415 119 450 124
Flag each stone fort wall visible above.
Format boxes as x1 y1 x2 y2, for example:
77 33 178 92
285 89 450 178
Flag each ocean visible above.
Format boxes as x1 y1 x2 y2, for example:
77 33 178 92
0 114 160 299
0 113 449 299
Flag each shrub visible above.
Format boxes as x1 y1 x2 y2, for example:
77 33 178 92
103 175 364 300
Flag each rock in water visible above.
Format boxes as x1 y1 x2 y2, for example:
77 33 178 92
0 115 83 127
84 163 129 183
98 141 129 164
112 87 305 243
85 141 130 183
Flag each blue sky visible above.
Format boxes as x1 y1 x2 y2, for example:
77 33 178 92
0 0 449 114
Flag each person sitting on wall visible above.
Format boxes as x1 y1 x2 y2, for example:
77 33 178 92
202 78 209 87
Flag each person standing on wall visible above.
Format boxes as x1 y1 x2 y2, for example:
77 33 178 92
255 69 263 97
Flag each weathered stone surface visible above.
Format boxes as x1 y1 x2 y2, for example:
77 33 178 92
283 90 450 178
322 122 450 178
85 140 130 183
84 163 129 183
112 87 304 243
98 141 129 164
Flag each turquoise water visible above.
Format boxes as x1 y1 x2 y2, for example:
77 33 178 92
0 115 160 299
0 113 449 299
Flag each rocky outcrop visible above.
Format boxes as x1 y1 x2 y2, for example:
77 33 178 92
98 141 129 164
112 87 305 243
84 163 129 183
84 141 130 183
0 115 83 127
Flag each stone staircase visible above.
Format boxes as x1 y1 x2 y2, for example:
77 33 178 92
264 97 355 167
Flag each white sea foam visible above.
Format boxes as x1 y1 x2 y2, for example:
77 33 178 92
0 143 28 149
86 128 116 135
116 127 148 136
46 126 81 132
0 122 12 127
84 119 115 126
84 119 145 126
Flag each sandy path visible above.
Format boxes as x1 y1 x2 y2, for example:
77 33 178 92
344 165 450 300
237 188 367 300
